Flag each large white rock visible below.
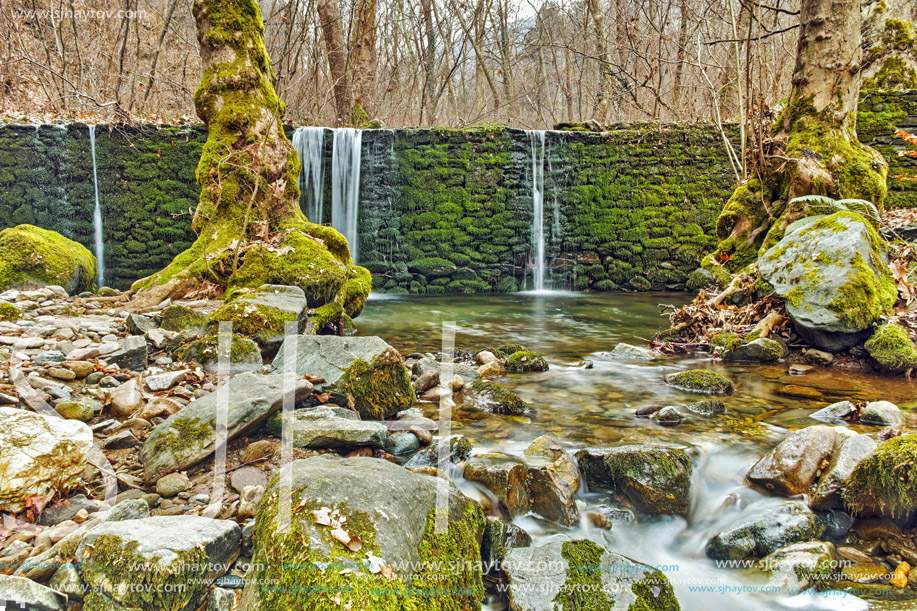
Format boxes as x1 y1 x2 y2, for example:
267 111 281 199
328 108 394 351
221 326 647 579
0 406 93 512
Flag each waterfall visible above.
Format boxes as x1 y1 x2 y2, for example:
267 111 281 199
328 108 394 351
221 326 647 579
528 130 547 291
331 128 363 263
292 127 325 224
88 125 105 288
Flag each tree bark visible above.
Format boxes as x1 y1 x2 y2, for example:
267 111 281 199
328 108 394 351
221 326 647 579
316 0 352 124
131 0 369 319
586 0 614 124
350 0 377 122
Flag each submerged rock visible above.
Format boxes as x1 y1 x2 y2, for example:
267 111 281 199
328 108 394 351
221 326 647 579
0 406 93 513
746 425 840 496
666 369 734 394
844 433 917 521
237 456 485 610
77 516 241 611
607 342 659 360
576 445 692 516
141 372 312 482
502 539 680 611
684 399 726 417
758 211 896 351
705 499 824 561
0 224 96 294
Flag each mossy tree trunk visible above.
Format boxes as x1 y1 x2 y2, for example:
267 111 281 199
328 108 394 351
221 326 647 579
707 0 889 276
131 0 370 319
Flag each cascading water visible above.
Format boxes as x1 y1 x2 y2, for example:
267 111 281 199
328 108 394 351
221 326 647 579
527 130 547 291
291 127 325 224
331 128 363 263
88 125 105 288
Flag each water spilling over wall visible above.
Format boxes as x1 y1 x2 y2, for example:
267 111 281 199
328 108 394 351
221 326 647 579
88 125 106 288
291 126 326 224
0 91 913 291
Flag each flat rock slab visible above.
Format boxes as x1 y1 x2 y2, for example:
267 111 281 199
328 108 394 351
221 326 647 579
265 407 387 450
0 406 93 513
77 516 241 611
141 372 312 482
270 335 394 386
0 574 66 611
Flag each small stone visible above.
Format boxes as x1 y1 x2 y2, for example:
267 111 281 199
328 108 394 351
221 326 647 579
410 425 433 445
61 361 94 377
109 379 144 418
655 406 683 425
53 401 93 422
237 485 265 520
635 404 663 417
230 467 268 494
810 401 856 423
156 472 192 498
841 562 888 584
789 364 813 375
145 369 189 392
450 374 465 391
242 439 274 463
135 396 182 420
99 375 120 388
46 367 76 380
475 350 497 365
386 431 421 455
105 335 148 371
860 401 904 426
34 350 65 365
804 349 834 365
67 346 100 361
102 430 141 449
837 547 873 564
85 371 104 385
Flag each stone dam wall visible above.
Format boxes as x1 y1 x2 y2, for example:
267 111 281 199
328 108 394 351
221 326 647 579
0 90 914 292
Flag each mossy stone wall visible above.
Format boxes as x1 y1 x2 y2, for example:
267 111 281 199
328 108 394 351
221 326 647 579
0 91 912 292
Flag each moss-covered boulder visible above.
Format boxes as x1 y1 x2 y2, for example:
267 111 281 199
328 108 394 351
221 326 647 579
271 335 415 420
758 211 897 351
76 516 240 611
208 284 308 349
466 379 530 415
666 370 734 395
576 445 692 516
159 304 208 333
173 332 262 373
505 350 549 372
864 322 917 374
237 455 485 611
843 433 917 522
723 338 786 363
0 302 21 322
503 539 680 611
0 224 95 294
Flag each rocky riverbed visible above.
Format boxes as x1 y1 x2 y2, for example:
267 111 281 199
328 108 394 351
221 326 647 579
0 287 915 610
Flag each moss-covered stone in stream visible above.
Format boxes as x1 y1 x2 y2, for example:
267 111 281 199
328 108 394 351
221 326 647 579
0 224 96 293
0 302 21 322
666 370 734 395
710 332 744 351
466 379 530 415
844 433 917 522
864 322 917 373
554 540 609 610
505 350 548 372
336 348 415 420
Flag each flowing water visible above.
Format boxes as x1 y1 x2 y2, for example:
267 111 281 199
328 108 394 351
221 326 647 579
357 292 917 610
331 128 363 262
88 125 105 288
527 130 547 291
292 127 326 224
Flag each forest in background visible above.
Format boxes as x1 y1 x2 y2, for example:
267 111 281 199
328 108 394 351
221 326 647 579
3 0 909 130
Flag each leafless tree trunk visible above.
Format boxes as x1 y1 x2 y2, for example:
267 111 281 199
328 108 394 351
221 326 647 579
316 0 352 124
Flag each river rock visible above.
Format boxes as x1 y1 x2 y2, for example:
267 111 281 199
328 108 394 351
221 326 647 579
607 343 659 360
236 455 485 611
126 313 155 335
524 435 580 492
270 335 414 419
141 372 312 482
481 516 531 568
264 406 386 449
466 379 529 415
0 406 93 513
385 431 420 454
54 401 94 422
860 401 904 426
144 369 189 392
104 335 148 371
463 453 579 526
576 445 692 516
843 433 917 520
403 435 473 468
810 401 856 424
864 322 917 374
502 540 680 611
0 574 66 611
685 399 726 417
412 356 481 384
705 499 825 560
76 516 241 611
174 333 263 374
746 425 839 496
761 541 834 592
156 472 192 498
108 378 143 418
160 305 208 333
666 369 734 394
811 434 877 510
758 211 897 351
723 338 786 362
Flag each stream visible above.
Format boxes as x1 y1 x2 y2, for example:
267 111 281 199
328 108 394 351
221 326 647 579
357 292 917 610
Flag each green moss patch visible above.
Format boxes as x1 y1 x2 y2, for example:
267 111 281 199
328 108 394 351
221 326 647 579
0 302 21 322
336 348 415 420
844 433 917 521
864 323 917 374
505 350 548 372
667 370 734 394
0 224 96 293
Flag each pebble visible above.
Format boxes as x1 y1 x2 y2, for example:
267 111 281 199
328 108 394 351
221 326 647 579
242 440 274 463
47 367 76 380
788 364 813 375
